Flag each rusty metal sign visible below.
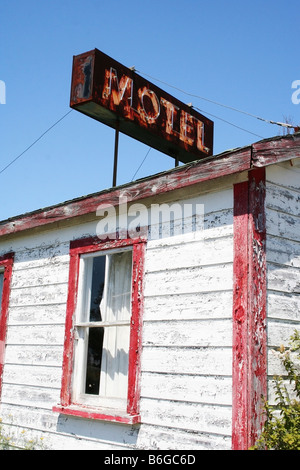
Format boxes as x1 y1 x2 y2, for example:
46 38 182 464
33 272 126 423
70 49 214 164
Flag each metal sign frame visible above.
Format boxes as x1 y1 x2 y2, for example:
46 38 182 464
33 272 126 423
70 49 214 168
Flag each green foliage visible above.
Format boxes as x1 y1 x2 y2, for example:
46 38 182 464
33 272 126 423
0 419 12 450
0 418 45 450
252 330 300 450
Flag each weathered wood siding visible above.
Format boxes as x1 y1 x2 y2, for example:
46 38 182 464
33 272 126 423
266 161 300 400
0 185 234 450
139 188 234 450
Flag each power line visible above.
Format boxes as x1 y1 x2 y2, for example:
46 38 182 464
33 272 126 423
194 106 264 139
136 69 295 130
131 147 151 181
0 110 73 176
130 106 264 181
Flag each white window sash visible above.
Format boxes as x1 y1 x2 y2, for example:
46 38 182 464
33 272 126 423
72 248 132 411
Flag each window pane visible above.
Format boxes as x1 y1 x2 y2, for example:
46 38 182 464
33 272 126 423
104 251 132 322
0 272 4 312
99 251 132 399
82 249 133 401
100 325 130 399
89 256 106 322
85 327 104 394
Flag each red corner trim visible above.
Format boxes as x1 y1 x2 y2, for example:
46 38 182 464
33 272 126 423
232 168 267 450
0 252 14 400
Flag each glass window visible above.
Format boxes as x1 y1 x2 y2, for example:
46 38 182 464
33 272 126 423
73 249 133 410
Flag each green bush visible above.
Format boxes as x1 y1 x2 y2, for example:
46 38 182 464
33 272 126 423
252 330 300 450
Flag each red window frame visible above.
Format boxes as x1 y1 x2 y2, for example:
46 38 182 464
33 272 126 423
53 236 146 424
0 252 14 400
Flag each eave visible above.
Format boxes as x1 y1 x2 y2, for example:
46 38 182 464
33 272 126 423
0 132 299 239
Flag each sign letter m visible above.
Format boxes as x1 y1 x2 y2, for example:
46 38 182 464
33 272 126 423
0 80 6 104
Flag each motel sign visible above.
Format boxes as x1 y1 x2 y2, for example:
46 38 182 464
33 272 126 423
70 49 213 164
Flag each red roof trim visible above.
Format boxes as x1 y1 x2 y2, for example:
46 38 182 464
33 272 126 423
0 132 299 238
0 146 251 238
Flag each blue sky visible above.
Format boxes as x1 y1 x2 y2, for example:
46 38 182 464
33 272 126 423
0 0 299 221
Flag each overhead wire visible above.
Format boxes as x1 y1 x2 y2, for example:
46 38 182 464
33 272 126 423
193 106 264 139
0 109 73 176
130 67 290 179
0 69 293 180
131 147 151 181
135 69 295 130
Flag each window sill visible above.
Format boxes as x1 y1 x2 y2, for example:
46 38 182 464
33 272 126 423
52 404 141 425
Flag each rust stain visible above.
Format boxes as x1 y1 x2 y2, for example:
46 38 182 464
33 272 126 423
70 49 214 164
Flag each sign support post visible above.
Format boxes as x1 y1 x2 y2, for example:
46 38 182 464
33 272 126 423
113 120 119 187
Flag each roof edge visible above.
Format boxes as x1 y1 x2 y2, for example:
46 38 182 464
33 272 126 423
1 132 299 239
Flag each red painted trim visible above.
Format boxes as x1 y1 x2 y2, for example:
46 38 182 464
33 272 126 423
0 252 14 400
247 167 267 447
127 241 145 416
252 133 300 167
232 168 267 450
56 235 146 422
52 405 140 425
60 249 80 406
1 133 299 240
232 180 249 449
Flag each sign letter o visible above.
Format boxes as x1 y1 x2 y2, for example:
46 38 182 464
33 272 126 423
141 89 160 121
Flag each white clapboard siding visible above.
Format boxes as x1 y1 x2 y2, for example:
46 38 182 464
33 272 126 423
141 346 233 376
140 398 232 436
3 363 62 388
5 324 65 346
266 210 300 242
143 319 232 348
7 304 67 326
144 290 233 321
266 165 300 402
0 233 71 449
4 344 63 367
268 265 300 294
266 181 300 215
146 235 233 272
267 234 300 268
11 263 69 289
8 283 69 307
267 291 300 322
141 372 232 405
1 383 60 409
0 183 234 450
140 189 234 448
144 263 233 296
136 423 231 450
267 320 300 348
